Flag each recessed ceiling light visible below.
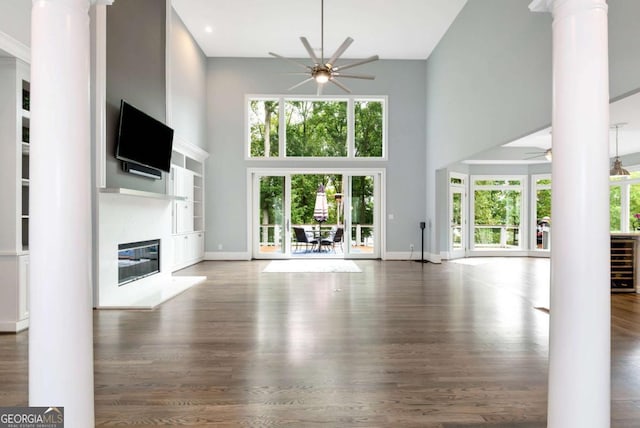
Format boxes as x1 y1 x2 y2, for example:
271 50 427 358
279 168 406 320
204 26 213 34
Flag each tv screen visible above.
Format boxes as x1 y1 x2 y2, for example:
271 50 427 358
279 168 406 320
115 100 174 173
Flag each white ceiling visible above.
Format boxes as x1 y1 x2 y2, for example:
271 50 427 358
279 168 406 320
171 0 468 59
4 1 639 165
461 92 640 165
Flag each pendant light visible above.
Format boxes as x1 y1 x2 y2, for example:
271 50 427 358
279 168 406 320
610 123 630 176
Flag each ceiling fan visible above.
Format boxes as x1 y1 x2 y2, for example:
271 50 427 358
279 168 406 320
525 148 552 161
268 0 379 95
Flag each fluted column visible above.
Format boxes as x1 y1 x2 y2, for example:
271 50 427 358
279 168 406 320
29 0 101 426
530 0 610 427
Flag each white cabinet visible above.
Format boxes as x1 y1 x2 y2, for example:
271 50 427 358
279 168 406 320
0 58 30 332
173 166 195 234
172 231 205 271
18 255 29 321
169 139 208 271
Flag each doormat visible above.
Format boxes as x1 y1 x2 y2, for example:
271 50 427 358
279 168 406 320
263 260 362 273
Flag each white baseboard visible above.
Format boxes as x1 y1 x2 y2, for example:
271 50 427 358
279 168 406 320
0 318 29 333
466 250 531 257
442 250 550 260
384 251 441 263
205 251 251 261
528 251 551 258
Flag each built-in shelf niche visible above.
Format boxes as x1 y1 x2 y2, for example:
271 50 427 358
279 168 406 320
22 79 30 111
21 78 30 251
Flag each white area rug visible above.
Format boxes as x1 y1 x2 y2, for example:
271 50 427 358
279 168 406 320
263 260 362 273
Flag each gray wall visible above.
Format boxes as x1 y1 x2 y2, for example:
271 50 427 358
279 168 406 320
170 9 207 149
106 0 167 192
206 58 426 254
426 0 640 254
0 1 30 49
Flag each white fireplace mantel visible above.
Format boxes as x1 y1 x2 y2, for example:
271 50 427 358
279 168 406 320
95 191 203 309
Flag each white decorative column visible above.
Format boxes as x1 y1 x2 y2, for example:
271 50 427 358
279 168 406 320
530 1 610 427
29 0 99 426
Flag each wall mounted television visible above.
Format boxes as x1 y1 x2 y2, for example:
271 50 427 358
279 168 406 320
115 100 174 176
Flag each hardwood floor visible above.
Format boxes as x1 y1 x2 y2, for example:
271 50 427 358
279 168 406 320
2 258 640 426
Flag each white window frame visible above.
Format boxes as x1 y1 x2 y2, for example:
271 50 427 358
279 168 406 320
531 174 551 252
609 168 640 232
245 95 388 161
469 175 528 253
448 172 468 259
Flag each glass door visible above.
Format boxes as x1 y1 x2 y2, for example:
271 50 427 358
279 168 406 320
251 169 383 259
346 174 380 258
254 174 290 258
449 174 467 258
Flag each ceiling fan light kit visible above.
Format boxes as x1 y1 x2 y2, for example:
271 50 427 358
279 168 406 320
269 0 379 95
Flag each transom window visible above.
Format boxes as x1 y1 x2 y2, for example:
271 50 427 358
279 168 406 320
247 96 386 159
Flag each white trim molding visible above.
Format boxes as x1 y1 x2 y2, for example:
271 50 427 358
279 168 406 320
0 30 30 64
205 251 251 261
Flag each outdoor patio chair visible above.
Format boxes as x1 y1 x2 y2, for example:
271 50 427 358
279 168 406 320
321 227 344 253
293 226 318 252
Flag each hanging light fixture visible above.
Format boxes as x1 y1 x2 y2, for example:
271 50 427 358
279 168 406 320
610 123 630 176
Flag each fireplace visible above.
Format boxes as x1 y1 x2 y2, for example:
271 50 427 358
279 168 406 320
118 239 160 286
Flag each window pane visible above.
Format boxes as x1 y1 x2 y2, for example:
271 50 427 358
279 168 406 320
536 178 552 186
259 176 284 254
629 183 640 231
536 188 551 250
610 185 621 231
351 175 375 253
475 180 502 186
249 100 279 157
452 192 462 248
450 177 463 185
474 188 521 248
285 100 347 157
355 100 383 157
290 174 341 226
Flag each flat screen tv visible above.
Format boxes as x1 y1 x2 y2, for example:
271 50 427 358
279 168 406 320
115 100 174 173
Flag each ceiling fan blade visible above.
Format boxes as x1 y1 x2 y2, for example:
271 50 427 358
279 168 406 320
288 77 314 91
334 55 379 72
269 52 311 70
332 73 375 80
327 37 353 66
329 78 352 94
300 37 320 65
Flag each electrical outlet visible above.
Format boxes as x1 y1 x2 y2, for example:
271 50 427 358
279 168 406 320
218 244 223 250
409 244 414 250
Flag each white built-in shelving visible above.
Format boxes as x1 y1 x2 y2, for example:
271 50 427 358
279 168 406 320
0 58 31 332
169 139 209 271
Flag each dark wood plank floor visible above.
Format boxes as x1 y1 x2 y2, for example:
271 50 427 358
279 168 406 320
2 258 640 426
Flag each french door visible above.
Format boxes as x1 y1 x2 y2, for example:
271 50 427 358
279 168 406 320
250 169 383 259
253 174 291 258
449 173 467 259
